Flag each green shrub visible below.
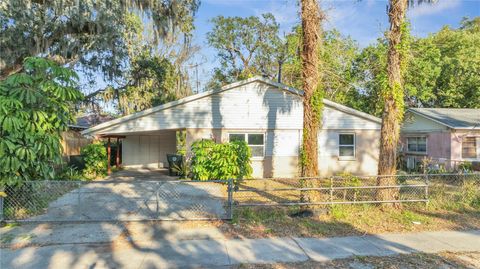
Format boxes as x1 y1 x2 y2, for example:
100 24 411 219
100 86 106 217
190 139 252 182
58 166 85 181
81 142 107 179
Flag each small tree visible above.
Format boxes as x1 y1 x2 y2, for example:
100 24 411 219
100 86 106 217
0 57 82 185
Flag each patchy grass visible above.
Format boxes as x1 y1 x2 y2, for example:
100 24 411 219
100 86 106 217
232 251 480 269
223 204 480 238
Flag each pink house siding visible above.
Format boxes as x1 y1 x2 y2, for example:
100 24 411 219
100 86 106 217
400 131 450 159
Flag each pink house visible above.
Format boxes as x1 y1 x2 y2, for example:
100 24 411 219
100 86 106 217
400 108 480 171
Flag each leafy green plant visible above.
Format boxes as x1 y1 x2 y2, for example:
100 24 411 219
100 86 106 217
80 142 107 180
190 139 252 182
171 156 190 179
0 57 82 186
458 162 473 173
58 166 85 181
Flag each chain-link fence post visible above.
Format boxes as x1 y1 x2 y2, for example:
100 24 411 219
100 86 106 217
424 173 429 208
227 178 234 220
0 196 4 222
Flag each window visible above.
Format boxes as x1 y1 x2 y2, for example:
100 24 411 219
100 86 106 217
229 133 265 158
407 137 427 153
462 137 477 159
339 134 355 158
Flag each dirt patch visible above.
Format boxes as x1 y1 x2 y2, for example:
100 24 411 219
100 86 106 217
232 251 480 269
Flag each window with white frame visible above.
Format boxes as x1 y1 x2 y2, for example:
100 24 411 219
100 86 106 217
462 137 477 159
407 137 427 153
229 133 265 157
339 133 355 157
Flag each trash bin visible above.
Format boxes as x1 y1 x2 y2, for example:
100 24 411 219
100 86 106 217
166 154 183 176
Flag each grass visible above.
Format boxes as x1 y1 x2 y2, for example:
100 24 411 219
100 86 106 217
222 176 480 238
223 202 480 238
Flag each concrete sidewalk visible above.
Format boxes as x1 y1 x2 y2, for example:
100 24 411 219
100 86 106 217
1 230 479 268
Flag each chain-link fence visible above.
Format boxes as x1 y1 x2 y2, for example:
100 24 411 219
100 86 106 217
1 174 478 222
233 174 480 207
0 179 233 222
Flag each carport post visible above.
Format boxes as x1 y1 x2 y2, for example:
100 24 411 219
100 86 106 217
116 137 120 169
107 137 111 175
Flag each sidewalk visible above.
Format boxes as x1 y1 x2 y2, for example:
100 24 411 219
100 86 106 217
1 229 479 268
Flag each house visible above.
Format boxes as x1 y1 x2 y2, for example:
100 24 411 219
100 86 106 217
81 77 382 178
400 108 480 171
62 114 115 164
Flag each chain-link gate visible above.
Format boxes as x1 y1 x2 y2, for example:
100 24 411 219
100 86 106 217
0 179 233 222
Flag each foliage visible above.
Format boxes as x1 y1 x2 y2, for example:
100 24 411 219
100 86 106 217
0 0 199 81
206 13 284 88
352 17 480 116
95 12 195 115
0 57 82 185
190 139 252 182
80 142 107 180
102 50 191 115
58 166 85 181
171 156 190 179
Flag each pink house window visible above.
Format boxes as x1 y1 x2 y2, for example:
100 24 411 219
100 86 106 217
462 137 477 159
407 137 427 153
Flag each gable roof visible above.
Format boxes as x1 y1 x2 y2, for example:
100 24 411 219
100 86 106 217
82 76 381 135
408 108 480 129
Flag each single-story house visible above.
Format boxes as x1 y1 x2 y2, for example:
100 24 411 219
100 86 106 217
400 108 480 170
81 77 382 178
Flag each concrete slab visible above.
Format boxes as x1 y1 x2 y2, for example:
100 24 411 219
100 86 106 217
374 232 455 253
141 239 230 268
293 236 387 262
0 223 124 247
422 230 480 252
226 238 308 264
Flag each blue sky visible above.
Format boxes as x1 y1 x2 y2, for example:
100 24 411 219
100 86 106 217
187 0 479 90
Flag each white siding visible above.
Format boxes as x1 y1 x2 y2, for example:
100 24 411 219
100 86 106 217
96 81 380 134
122 132 176 168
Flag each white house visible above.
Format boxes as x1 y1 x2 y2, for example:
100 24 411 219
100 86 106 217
81 77 382 178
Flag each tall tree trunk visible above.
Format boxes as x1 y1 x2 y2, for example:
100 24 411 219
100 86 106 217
376 0 408 203
300 0 324 203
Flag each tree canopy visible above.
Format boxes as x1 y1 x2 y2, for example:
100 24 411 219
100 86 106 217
206 13 285 88
0 0 200 81
0 57 82 185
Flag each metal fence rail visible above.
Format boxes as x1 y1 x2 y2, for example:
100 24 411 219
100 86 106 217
1 179 233 222
1 173 478 222
233 173 480 207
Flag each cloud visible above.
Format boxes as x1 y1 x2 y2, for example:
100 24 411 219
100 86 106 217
408 0 460 17
252 0 299 32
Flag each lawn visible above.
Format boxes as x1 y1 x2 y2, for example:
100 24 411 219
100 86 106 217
220 175 480 238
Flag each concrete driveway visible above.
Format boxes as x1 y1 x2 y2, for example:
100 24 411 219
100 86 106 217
28 169 229 222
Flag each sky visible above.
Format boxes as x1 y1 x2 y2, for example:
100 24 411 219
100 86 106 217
186 0 480 90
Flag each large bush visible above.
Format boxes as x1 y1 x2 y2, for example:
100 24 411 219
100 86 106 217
0 57 82 185
190 139 252 181
81 142 107 179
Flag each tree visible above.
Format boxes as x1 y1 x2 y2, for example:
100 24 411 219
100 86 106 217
282 26 360 105
376 0 409 202
0 57 82 185
0 0 199 81
352 17 479 116
206 13 283 88
79 11 196 115
300 0 324 183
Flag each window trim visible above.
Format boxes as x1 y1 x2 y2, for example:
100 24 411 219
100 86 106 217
406 136 428 155
228 132 265 160
462 136 478 160
338 133 356 160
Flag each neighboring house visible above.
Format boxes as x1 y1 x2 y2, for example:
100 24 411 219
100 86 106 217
62 114 115 159
81 77 382 178
400 108 480 171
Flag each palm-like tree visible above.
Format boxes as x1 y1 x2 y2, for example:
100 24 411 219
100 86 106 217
299 0 325 202
377 0 434 202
